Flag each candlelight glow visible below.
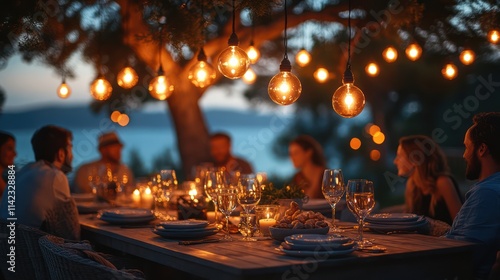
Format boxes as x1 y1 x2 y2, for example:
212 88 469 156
246 45 260 64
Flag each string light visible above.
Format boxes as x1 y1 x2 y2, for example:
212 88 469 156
441 63 458 80
188 48 217 88
382 46 398 63
117 66 138 89
149 23 174 100
405 43 422 61
242 67 257 84
459 49 475 65
268 0 302 106
217 0 249 79
295 49 311 67
332 0 365 118
314 67 329 83
90 76 113 100
246 44 260 64
488 29 499 44
365 62 379 77
57 78 71 99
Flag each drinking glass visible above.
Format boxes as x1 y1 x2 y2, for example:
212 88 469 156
322 169 345 233
217 188 238 241
154 170 178 220
346 179 375 248
204 169 225 228
236 174 261 241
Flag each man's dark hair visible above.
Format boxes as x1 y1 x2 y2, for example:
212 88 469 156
470 112 500 164
210 132 231 143
0 131 15 147
31 125 72 162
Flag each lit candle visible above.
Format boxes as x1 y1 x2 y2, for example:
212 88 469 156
132 189 141 207
259 218 276 236
141 187 154 209
207 211 216 223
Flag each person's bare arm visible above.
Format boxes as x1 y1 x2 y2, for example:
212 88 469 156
436 176 462 220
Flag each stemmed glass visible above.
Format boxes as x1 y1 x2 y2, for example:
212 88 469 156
236 174 261 241
204 169 225 228
346 179 375 248
155 170 177 220
322 169 345 233
217 188 238 241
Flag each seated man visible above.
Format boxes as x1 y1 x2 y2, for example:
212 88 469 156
446 112 500 279
0 125 80 240
209 132 253 175
72 131 134 193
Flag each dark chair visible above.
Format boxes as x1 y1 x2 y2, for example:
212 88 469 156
18 224 51 279
489 251 500 280
39 235 145 280
0 221 44 280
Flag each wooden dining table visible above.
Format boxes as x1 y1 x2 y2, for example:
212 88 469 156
79 214 475 280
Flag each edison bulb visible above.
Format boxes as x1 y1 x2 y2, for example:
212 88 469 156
242 68 257 84
488 29 499 44
188 61 217 88
314 68 329 83
442 63 458 80
459 49 475 65
365 63 379 77
149 75 174 100
246 45 260 64
117 66 138 89
332 83 365 118
90 77 112 100
405 43 422 61
382 46 398 63
295 49 311 67
57 82 71 99
217 46 250 79
268 71 302 105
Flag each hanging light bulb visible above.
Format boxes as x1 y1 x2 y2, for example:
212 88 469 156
188 48 217 88
268 57 302 105
488 29 499 44
459 49 475 65
57 79 71 99
242 67 257 84
405 43 422 61
314 67 329 83
332 0 365 118
117 66 138 89
217 0 249 79
332 66 365 118
268 0 301 106
442 63 458 80
149 66 174 100
382 46 398 63
246 42 260 64
365 62 379 77
90 76 112 100
295 49 311 67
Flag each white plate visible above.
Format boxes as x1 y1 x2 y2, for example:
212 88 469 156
366 213 419 223
152 228 218 239
367 219 428 232
155 225 217 233
99 215 155 224
288 234 351 245
158 220 209 229
279 246 356 257
366 216 426 226
100 208 154 218
282 238 355 251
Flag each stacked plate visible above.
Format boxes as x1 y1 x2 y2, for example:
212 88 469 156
365 213 429 233
153 220 218 239
98 208 155 224
279 234 356 257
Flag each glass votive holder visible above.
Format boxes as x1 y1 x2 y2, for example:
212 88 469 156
255 205 279 236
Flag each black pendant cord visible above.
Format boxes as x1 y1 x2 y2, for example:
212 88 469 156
347 0 351 68
232 0 236 34
283 0 288 60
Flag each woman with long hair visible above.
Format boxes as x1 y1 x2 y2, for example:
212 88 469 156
289 135 326 199
0 131 16 199
393 135 463 225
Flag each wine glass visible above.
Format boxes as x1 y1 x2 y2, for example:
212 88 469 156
322 169 345 233
155 170 177 220
204 169 225 228
346 179 375 248
236 174 261 241
217 188 238 241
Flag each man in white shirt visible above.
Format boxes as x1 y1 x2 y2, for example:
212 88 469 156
0 125 79 240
